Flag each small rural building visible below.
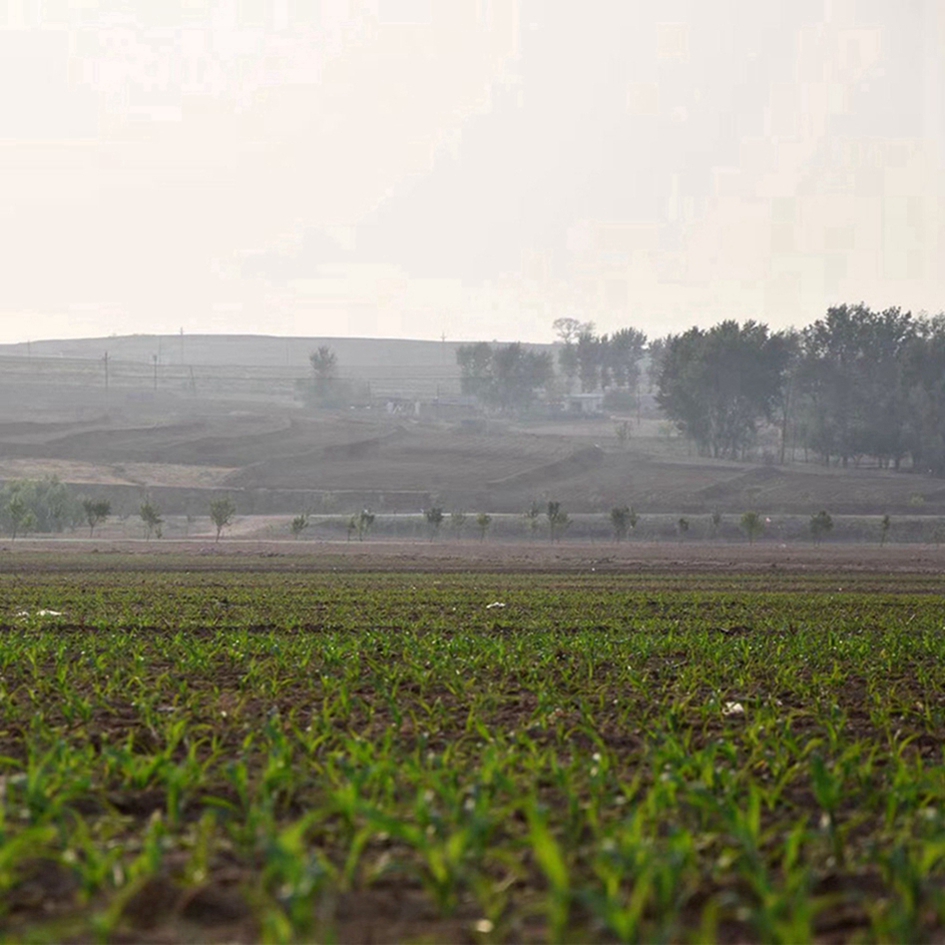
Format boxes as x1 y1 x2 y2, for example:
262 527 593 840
567 392 605 414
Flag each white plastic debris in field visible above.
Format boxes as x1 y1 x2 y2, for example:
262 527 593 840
15 610 64 619
722 701 745 717
486 602 506 609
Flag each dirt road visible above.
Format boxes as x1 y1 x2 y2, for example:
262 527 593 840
2 537 945 578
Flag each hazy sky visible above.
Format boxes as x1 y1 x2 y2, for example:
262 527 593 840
0 0 943 345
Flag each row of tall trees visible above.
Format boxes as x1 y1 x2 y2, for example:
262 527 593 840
458 304 945 478
655 304 945 473
553 317 647 394
456 325 646 414
456 342 554 412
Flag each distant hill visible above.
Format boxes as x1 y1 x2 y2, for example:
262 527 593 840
0 333 556 403
0 334 477 370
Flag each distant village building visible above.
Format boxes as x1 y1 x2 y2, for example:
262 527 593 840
567 392 605 415
386 398 422 417
386 395 477 420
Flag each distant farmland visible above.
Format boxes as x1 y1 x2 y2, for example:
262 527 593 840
2 334 945 532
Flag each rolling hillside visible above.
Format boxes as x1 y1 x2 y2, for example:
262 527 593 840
0 333 943 522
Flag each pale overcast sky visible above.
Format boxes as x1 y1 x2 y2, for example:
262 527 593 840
0 0 942 345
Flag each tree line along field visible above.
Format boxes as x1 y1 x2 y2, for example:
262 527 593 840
5 463 945 545
4 567 945 942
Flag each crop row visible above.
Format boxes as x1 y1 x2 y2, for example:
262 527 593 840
1 573 945 941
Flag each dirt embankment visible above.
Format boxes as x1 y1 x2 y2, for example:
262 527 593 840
229 428 406 488
486 446 605 490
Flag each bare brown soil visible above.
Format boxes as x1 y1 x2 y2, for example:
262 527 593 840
4 537 945 579
0 458 237 489
4 388 945 517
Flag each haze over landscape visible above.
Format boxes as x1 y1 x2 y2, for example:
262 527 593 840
1 0 943 345
9 6 945 943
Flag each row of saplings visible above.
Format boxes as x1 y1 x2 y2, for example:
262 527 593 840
612 507 888 544
328 503 571 543
0 495 239 542
0 485 892 544
296 503 880 544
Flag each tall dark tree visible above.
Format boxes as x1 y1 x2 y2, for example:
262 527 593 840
558 343 579 389
82 498 111 538
309 346 338 400
606 327 648 391
576 329 600 393
456 342 494 399
775 329 802 465
456 343 553 413
657 320 788 459
646 337 667 394
796 305 914 467
901 317 945 475
553 317 591 392
552 317 585 346
490 344 554 412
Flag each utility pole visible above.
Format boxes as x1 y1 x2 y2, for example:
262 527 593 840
103 351 109 390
